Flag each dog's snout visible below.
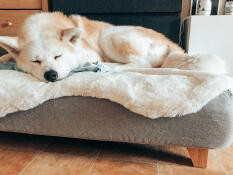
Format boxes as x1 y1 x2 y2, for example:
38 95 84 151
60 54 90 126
44 70 58 82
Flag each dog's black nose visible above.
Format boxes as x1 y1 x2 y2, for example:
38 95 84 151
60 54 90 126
44 70 58 82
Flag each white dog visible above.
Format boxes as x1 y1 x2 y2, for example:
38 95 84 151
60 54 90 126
0 12 226 82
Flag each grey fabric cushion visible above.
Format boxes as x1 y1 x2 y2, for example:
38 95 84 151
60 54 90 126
0 91 232 149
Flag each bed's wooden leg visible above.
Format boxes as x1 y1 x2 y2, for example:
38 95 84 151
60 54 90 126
187 148 209 168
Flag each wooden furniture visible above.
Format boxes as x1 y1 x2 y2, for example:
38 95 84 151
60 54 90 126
188 148 209 168
0 0 48 36
181 0 192 22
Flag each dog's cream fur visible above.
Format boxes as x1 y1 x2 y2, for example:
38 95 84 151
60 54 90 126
0 12 226 81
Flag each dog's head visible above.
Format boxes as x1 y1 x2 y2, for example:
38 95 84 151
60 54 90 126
0 12 90 82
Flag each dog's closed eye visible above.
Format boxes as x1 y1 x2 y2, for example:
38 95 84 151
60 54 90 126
54 54 62 60
32 60 41 64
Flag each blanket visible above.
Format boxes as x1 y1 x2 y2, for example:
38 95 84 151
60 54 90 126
0 62 233 119
0 61 110 73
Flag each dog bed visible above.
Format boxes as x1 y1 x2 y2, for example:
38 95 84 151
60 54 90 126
0 90 232 149
0 62 233 168
0 62 233 119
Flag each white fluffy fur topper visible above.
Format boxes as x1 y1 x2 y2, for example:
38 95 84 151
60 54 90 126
0 67 232 119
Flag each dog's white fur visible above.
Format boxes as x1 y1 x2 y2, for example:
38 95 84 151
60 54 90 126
0 12 226 81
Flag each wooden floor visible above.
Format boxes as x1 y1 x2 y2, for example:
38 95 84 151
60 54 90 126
0 132 232 175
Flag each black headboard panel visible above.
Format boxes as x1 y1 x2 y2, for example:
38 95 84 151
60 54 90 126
49 0 182 43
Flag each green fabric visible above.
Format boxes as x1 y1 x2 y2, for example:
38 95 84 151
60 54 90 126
0 61 21 72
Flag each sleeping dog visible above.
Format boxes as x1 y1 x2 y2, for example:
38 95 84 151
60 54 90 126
0 12 226 82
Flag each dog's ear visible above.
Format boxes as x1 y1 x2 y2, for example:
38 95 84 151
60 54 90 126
61 28 83 45
0 36 19 58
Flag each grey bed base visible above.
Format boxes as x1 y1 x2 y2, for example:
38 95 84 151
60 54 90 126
0 91 232 149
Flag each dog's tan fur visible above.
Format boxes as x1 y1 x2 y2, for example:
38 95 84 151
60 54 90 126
111 35 140 57
0 12 226 82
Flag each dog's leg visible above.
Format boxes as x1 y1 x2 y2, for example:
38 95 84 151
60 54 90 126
161 53 227 74
103 58 152 71
0 54 12 63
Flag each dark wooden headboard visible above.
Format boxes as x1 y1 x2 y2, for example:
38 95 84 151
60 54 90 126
49 0 183 43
